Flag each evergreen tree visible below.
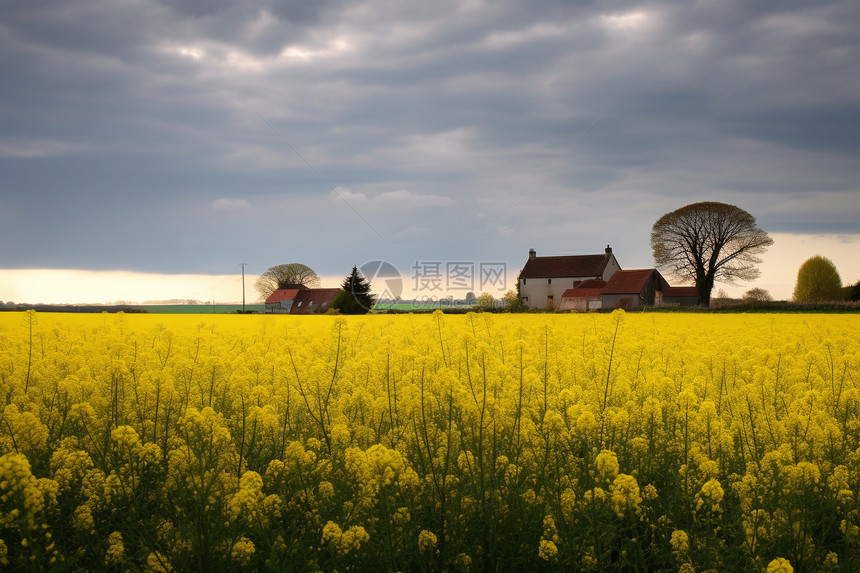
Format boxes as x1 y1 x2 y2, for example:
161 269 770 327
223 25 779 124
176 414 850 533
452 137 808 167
332 266 375 314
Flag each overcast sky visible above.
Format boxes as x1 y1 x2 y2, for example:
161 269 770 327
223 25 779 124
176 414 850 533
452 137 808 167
1 0 859 303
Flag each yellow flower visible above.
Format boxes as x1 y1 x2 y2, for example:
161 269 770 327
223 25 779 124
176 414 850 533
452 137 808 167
766 557 793 573
231 536 256 566
538 539 558 561
318 481 335 500
670 529 689 556
105 531 124 565
695 478 724 513
418 529 437 553
560 488 577 523
321 521 369 556
610 473 642 517
595 450 620 482
73 504 95 534
145 551 173 573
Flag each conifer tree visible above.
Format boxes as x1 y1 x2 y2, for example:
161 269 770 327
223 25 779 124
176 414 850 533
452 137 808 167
332 266 375 314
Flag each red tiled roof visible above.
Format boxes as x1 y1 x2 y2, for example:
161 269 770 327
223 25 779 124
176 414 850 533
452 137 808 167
601 269 658 295
265 289 302 304
291 288 341 314
520 254 610 279
662 285 698 297
561 279 606 299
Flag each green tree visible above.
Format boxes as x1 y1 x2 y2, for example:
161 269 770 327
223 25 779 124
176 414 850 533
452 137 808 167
255 263 320 300
475 292 495 310
793 255 843 302
849 280 860 302
502 289 527 312
651 202 773 306
331 266 375 314
743 288 772 303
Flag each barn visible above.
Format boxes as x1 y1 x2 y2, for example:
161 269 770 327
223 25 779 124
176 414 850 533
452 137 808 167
600 269 669 310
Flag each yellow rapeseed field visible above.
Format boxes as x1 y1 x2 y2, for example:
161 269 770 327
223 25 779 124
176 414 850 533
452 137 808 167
1 310 858 571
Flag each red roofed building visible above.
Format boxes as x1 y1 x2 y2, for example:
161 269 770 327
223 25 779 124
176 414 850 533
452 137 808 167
265 288 304 314
658 285 698 307
600 269 670 310
265 287 341 314
290 288 340 315
558 279 606 311
556 268 698 311
519 246 620 309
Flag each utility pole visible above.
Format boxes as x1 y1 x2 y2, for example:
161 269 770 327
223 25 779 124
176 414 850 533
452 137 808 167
240 263 247 313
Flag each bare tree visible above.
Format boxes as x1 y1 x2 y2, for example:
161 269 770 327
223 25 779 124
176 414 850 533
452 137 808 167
255 263 320 300
651 202 773 306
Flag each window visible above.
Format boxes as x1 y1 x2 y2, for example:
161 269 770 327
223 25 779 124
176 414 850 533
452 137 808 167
548 278 552 285
522 296 528 303
297 301 303 307
522 279 527 285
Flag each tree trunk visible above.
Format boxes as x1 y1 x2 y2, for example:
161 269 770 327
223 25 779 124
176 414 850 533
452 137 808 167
696 274 714 307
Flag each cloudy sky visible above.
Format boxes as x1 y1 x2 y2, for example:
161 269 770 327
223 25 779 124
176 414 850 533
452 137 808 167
1 0 858 303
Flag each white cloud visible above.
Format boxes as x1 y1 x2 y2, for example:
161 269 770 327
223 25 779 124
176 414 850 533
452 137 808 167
330 187 454 208
599 11 652 31
280 38 353 62
331 186 368 202
211 198 250 210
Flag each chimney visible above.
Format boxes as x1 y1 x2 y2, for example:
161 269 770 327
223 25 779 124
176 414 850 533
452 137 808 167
605 245 612 255
529 248 536 259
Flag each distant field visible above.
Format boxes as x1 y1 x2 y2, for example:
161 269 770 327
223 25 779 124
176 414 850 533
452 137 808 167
136 303 267 314
373 301 476 311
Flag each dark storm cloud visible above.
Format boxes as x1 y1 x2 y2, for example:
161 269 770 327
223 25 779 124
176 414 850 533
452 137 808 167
1 0 858 277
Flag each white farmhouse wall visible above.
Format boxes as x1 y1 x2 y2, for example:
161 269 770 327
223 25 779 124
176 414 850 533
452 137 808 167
520 277 593 309
603 257 621 281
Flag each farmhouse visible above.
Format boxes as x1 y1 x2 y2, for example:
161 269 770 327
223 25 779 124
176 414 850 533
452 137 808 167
265 286 341 314
518 246 621 310
520 247 698 311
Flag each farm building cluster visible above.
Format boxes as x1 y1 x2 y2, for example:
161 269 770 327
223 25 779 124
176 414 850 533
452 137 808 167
518 246 697 310
263 246 698 313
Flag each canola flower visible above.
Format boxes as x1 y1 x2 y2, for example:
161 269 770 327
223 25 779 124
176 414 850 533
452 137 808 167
0 311 858 570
